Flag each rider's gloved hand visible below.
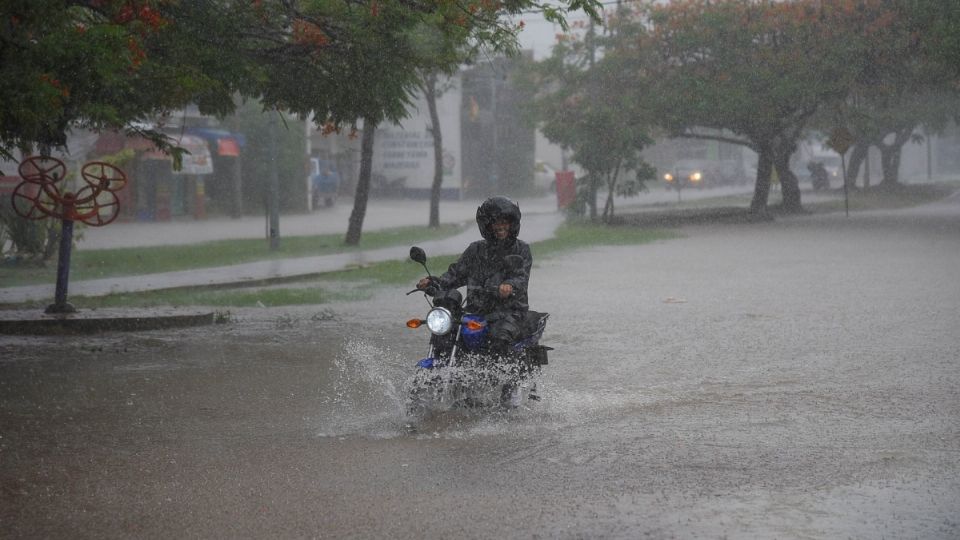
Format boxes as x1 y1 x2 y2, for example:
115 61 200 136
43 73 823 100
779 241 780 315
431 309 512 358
498 283 513 298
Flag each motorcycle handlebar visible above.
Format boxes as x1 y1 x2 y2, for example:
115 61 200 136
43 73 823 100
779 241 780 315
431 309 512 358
407 284 440 297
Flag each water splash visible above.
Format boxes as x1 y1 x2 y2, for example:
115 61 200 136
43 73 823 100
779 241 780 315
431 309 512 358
316 337 663 440
317 338 409 438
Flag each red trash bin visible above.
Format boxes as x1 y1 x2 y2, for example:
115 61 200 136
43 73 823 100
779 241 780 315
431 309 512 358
555 171 576 209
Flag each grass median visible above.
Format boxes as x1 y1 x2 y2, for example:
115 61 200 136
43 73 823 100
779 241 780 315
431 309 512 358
6 181 953 310
4 224 677 309
0 224 464 288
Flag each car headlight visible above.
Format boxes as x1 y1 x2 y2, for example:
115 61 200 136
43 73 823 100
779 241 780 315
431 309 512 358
664 173 674 182
690 172 702 181
426 307 454 335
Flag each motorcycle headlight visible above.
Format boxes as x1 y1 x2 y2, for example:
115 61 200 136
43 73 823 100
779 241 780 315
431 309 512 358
426 307 454 335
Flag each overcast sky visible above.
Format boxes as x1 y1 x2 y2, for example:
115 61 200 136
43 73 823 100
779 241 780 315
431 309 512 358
513 9 594 60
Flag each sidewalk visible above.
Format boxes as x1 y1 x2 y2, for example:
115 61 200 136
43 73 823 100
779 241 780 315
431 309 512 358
0 206 564 305
78 195 563 249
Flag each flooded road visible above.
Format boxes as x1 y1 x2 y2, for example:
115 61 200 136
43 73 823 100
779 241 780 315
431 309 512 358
2 197 959 538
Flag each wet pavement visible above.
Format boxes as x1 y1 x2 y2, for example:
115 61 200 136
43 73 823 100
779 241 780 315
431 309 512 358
2 191 958 538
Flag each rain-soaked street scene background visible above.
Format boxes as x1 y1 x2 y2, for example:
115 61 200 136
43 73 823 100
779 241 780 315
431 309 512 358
2 194 958 538
4 1 960 538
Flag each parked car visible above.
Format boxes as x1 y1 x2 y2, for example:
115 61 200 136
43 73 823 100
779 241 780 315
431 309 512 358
310 157 340 208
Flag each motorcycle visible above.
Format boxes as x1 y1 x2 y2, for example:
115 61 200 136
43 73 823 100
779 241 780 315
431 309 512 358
402 246 551 420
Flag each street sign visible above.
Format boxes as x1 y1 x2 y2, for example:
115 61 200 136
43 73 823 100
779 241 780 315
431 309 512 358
827 127 855 155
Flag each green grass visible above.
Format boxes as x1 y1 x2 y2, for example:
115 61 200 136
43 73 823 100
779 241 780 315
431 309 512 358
534 222 680 257
9 181 952 310
7 223 674 310
0 224 464 287
801 183 956 213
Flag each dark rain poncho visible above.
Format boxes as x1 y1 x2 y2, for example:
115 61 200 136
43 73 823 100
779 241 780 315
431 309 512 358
437 237 533 316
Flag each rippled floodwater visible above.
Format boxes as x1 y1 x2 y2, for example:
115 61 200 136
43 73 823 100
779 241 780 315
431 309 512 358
2 198 959 538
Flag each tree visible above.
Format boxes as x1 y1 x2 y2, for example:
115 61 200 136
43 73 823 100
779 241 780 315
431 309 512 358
2 0 601 245
413 1 602 228
325 0 602 242
525 11 655 222
421 71 448 228
0 1 223 162
638 0 897 214
410 21 473 229
816 1 960 188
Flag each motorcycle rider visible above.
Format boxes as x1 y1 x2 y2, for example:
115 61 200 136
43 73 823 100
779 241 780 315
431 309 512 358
417 196 532 356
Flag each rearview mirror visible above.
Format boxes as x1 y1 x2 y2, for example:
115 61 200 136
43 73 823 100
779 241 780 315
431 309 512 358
409 246 426 265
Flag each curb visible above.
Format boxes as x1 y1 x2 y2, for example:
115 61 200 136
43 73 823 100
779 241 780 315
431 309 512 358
0 308 216 335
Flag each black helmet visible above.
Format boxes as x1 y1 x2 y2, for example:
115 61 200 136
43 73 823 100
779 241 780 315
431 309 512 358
476 196 521 241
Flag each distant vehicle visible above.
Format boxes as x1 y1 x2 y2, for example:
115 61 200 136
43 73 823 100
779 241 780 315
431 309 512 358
818 155 842 180
796 154 841 189
664 158 747 190
663 160 703 191
807 161 830 190
310 157 340 208
663 159 713 189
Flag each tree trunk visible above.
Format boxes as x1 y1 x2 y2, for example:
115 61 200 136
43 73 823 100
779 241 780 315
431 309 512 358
345 119 376 246
878 128 913 187
846 140 869 190
587 173 598 221
424 74 444 228
773 149 803 213
601 164 621 223
879 145 897 186
267 113 280 250
864 147 871 189
750 146 774 215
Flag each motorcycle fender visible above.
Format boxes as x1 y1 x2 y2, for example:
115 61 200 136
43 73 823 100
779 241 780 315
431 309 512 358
527 345 551 366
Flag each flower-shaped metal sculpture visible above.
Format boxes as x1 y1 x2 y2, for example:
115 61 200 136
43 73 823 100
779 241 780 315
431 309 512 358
9 156 128 314
12 156 126 225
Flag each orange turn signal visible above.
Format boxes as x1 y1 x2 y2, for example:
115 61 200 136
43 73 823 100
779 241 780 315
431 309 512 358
406 319 424 329
465 320 486 331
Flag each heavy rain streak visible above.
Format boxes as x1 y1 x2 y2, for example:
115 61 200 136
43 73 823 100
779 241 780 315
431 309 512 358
1 1 959 538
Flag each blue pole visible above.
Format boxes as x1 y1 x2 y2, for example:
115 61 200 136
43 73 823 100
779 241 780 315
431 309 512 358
46 218 76 314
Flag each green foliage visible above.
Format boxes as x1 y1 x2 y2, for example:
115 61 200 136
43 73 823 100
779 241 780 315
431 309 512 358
523 13 656 221
0 203 59 264
0 1 241 159
641 0 873 144
1 0 602 163
533 222 677 258
220 102 307 212
809 0 960 185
